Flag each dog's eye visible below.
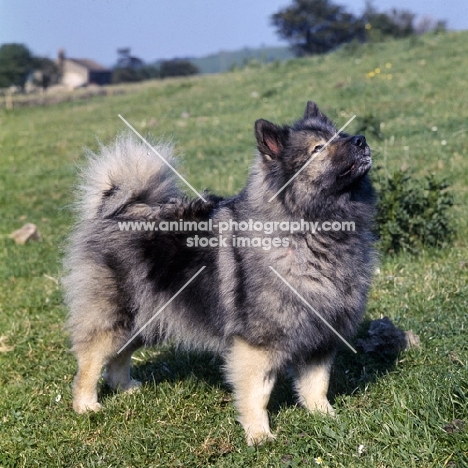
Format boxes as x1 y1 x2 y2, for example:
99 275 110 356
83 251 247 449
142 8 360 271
313 145 324 153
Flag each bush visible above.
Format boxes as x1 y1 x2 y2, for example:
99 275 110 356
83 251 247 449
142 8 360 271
111 67 142 84
354 113 383 140
373 167 454 254
111 64 160 84
159 60 199 79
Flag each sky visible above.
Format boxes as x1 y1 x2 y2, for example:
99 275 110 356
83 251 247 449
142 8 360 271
1 0 467 67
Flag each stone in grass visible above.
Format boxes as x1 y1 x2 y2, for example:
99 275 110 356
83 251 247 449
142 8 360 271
443 419 466 434
356 316 421 357
10 223 42 245
404 330 421 349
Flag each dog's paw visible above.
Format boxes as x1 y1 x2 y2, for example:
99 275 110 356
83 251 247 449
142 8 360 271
320 400 335 416
73 400 102 414
103 368 142 392
245 429 276 446
308 399 335 416
121 379 142 394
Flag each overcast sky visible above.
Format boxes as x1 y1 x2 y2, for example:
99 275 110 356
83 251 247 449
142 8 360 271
1 0 467 66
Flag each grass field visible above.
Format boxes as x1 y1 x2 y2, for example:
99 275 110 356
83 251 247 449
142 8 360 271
1 31 467 467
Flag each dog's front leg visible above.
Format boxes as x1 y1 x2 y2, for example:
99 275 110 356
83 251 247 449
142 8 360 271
225 338 277 445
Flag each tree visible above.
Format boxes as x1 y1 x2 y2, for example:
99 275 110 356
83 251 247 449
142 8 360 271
363 2 415 40
32 57 60 90
271 0 366 56
415 16 446 35
362 1 445 41
115 48 144 69
0 43 34 89
112 47 147 84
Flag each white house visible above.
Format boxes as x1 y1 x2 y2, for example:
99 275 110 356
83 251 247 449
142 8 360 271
58 50 112 88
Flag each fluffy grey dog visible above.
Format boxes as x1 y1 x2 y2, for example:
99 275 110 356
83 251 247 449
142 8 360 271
63 101 376 445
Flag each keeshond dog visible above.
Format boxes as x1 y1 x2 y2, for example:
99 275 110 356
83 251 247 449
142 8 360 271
63 101 376 445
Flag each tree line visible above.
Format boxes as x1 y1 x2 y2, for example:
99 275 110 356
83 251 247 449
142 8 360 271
111 48 199 84
0 43 200 91
272 0 446 56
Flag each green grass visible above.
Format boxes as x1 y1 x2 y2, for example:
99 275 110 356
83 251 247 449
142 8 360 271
1 31 467 467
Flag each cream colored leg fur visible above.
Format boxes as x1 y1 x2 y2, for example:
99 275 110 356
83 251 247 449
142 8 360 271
224 338 277 445
72 332 141 414
295 354 335 416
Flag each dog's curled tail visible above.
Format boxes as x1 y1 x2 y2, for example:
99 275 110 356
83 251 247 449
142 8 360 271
76 133 181 220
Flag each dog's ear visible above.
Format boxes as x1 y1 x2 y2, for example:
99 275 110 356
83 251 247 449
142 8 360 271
254 119 288 160
304 101 335 128
304 101 325 120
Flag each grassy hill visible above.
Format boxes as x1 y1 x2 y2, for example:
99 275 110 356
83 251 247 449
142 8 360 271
0 31 467 467
190 46 294 74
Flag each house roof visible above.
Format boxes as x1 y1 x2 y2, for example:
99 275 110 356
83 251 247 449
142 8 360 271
68 58 110 72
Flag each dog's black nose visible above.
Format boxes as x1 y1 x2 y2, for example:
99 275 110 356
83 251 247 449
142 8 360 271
351 135 366 148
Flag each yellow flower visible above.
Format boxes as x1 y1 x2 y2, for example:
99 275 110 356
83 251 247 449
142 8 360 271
365 23 372 30
367 71 375 78
387 74 393 80
315 457 324 464
375 68 381 74
386 62 392 69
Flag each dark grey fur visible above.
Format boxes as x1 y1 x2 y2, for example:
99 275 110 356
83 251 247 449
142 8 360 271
63 101 376 443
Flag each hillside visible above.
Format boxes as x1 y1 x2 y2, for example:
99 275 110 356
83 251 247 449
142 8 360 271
190 45 294 73
0 31 467 467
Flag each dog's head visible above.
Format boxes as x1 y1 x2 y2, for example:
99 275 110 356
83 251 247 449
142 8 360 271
254 101 373 213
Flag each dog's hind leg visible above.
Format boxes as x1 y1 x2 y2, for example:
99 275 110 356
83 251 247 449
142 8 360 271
103 340 142 393
72 331 141 413
225 337 277 445
294 353 335 416
72 331 115 413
